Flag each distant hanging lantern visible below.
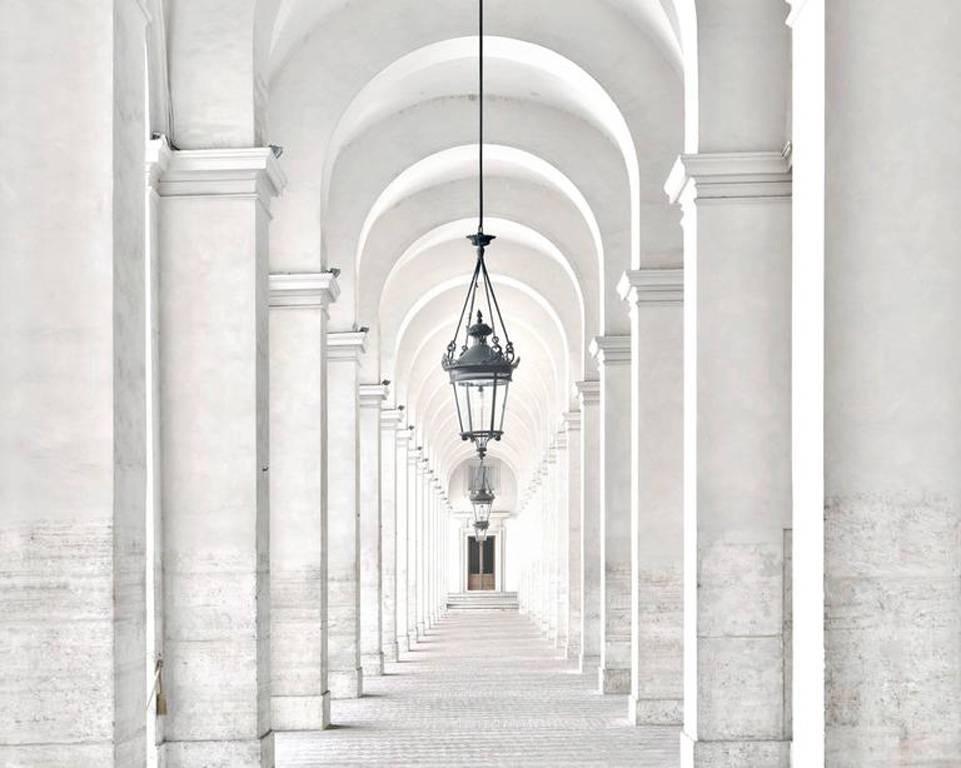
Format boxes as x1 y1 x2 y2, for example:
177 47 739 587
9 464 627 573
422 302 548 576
473 520 490 544
441 0 519 459
469 460 495 527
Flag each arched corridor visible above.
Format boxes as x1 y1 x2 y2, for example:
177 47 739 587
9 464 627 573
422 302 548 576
277 611 676 767
3 1 961 767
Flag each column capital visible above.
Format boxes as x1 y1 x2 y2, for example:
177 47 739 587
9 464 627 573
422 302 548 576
157 147 287 205
359 382 389 407
268 271 340 309
574 380 600 405
589 335 631 368
664 149 791 206
327 329 368 362
617 268 683 307
396 426 414 445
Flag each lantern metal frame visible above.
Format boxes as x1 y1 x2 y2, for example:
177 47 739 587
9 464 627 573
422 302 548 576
440 0 519 458
468 460 495 525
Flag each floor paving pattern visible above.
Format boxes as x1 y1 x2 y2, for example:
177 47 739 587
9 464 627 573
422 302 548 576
279 610 678 767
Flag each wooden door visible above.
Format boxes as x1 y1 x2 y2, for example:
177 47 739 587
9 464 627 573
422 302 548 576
466 535 496 590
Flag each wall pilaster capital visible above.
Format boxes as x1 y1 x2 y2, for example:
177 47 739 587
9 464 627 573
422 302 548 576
574 380 600 406
664 149 791 207
589 335 631 368
381 407 405 430
617 268 683 307
145 136 172 190
157 147 287 207
359 382 389 408
327 329 368 362
268 271 340 309
562 410 582 432
785 0 812 27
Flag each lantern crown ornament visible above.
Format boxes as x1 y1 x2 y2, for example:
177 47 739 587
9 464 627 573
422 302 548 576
441 0 519 459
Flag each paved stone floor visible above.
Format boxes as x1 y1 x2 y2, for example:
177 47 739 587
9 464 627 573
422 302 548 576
278 610 678 767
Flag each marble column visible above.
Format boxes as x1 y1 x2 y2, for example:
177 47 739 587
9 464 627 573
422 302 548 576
0 3 148 763
358 383 387 678
158 148 284 766
406 447 421 642
820 3 961 764
326 330 367 699
666 153 792 764
618 269 684 726
589 336 632 694
268 272 339 732
563 411 583 661
380 407 403 663
395 427 412 651
575 380 602 675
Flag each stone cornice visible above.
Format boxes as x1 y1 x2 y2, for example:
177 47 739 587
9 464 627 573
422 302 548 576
617 268 683 307
664 149 791 205
574 379 600 405
589 335 631 367
359 383 389 407
268 271 340 309
327 329 368 361
157 147 287 204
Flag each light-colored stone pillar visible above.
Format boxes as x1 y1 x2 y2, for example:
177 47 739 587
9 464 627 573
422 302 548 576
666 152 792 765
394 425 412 652
407 447 422 642
158 148 284 766
268 272 339 733
589 336 632 694
553 435 570 650
415 458 428 637
820 3 961 764
575 380 602 675
0 3 148 764
358 383 387 677
544 452 559 644
618 268 684 726
563 411 583 661
380 407 403 663
326 330 367 699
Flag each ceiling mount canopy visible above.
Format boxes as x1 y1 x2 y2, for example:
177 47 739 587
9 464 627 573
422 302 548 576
441 0 520 460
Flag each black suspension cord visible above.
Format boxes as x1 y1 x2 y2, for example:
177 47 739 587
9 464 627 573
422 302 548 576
478 0 484 234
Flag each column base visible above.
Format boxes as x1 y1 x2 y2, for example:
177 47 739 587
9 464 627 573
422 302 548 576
629 696 682 726
361 651 384 677
165 733 274 768
416 622 426 640
271 692 330 731
329 667 363 699
383 640 400 663
397 634 410 653
598 665 631 694
680 731 789 768
578 653 600 674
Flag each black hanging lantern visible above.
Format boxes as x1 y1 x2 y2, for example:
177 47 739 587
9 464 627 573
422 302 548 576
469 460 495 526
441 0 519 459
473 519 490 544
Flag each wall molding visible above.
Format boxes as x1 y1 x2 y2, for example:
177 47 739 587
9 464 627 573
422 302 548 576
158 147 287 203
